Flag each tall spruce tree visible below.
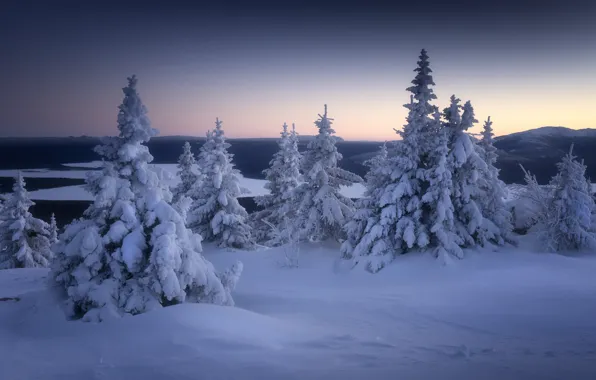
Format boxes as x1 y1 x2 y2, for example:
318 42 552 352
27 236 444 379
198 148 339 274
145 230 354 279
476 116 514 245
187 119 254 249
344 49 469 271
0 172 53 269
343 49 444 271
444 97 487 246
292 105 362 243
51 76 240 322
253 123 302 245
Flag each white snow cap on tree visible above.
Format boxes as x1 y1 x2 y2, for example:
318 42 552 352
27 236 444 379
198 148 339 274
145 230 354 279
444 97 487 247
171 141 200 206
0 172 53 269
293 105 362 242
51 76 241 322
253 122 303 246
187 118 255 249
476 116 514 245
541 145 596 252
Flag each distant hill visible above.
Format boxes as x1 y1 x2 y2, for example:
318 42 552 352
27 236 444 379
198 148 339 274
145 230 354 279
494 126 596 184
348 126 596 185
1 127 595 185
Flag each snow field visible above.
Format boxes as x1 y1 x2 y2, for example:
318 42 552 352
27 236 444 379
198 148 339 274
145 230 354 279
2 238 596 379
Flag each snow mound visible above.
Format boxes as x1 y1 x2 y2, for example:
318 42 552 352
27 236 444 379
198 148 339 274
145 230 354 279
2 233 596 379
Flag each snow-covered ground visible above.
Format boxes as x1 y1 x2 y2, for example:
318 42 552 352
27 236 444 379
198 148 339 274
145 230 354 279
0 163 367 200
2 238 596 380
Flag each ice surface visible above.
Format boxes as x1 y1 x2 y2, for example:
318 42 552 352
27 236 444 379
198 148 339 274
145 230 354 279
2 238 596 379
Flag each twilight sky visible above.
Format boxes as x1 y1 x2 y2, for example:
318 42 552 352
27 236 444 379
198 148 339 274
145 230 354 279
1 0 595 141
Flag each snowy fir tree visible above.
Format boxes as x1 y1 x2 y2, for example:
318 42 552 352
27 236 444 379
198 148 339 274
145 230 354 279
171 141 200 205
476 116 514 245
51 76 241 322
187 119 255 249
292 105 362 243
252 122 302 245
341 141 394 271
342 50 437 270
0 172 53 269
49 213 59 244
444 97 487 246
541 146 596 252
421 111 463 262
343 49 472 271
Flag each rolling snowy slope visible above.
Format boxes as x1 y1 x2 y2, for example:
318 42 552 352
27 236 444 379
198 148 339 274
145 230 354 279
2 239 596 380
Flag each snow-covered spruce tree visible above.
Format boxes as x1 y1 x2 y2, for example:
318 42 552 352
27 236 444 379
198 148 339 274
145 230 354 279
49 213 59 244
51 76 241 321
253 122 302 245
476 116 514 245
187 119 255 249
341 141 394 271
421 111 463 262
541 145 596 252
0 172 53 269
444 97 487 246
292 105 362 243
343 49 465 271
171 141 200 205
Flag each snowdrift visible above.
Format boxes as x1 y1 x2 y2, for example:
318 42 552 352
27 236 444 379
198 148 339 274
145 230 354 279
2 241 596 379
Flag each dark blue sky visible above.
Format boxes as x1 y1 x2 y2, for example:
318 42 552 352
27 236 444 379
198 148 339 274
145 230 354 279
1 0 594 140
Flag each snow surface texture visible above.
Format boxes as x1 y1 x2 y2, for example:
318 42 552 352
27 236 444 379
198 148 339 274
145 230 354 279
2 240 596 379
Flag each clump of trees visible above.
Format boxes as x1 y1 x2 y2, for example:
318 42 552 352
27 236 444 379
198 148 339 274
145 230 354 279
342 49 514 272
1 49 590 323
50 76 241 321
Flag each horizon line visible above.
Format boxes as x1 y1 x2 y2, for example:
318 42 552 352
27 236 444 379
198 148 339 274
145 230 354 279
0 125 589 141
